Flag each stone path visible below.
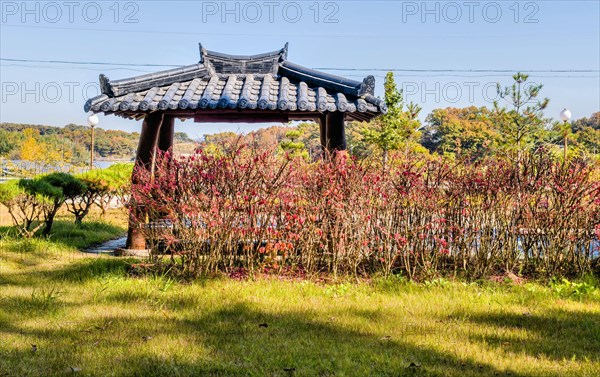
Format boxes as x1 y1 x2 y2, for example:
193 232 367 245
83 236 127 255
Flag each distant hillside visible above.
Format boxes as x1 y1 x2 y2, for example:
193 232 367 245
0 123 197 164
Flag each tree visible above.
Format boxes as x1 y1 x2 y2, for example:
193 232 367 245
201 131 239 156
0 129 16 156
572 112 600 132
493 73 549 151
174 132 194 143
22 173 86 235
96 163 134 214
571 112 600 156
65 165 132 225
279 129 308 159
19 128 44 161
422 107 501 158
296 122 322 159
575 124 600 155
65 175 102 226
2 122 141 164
361 72 421 167
0 180 48 238
342 121 373 159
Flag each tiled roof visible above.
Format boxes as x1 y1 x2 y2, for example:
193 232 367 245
85 43 387 122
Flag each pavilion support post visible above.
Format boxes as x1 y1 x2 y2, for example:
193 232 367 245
325 112 346 153
157 115 175 154
318 115 327 155
126 112 164 250
152 115 175 227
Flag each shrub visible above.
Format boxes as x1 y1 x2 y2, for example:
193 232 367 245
1 180 50 238
130 143 600 280
65 175 103 226
92 163 133 216
21 173 86 235
63 164 133 225
551 278 598 299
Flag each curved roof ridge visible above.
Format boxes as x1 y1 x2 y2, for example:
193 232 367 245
199 42 288 64
100 63 208 97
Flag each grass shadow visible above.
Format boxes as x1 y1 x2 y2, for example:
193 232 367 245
0 256 138 287
43 220 126 250
0 219 125 253
1 302 531 377
41 257 134 283
0 291 73 318
463 309 600 362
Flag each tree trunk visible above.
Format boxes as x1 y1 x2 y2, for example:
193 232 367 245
43 208 58 236
75 206 90 227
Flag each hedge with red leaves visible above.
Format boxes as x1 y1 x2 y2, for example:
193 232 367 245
130 143 600 280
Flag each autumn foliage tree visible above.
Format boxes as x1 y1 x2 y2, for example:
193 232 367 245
572 112 600 156
422 107 502 158
19 128 44 162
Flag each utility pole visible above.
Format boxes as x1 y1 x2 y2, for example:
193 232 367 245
88 114 99 170
559 108 572 162
90 125 95 170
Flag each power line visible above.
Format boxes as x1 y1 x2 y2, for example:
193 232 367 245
1 63 158 73
3 64 597 78
2 58 598 74
1 58 179 68
1 23 555 39
319 68 600 73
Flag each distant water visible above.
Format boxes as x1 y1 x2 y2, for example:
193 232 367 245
2 159 131 172
95 160 132 169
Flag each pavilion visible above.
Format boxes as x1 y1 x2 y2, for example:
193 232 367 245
85 43 387 250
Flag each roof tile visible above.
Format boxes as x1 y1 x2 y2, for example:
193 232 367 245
85 43 386 121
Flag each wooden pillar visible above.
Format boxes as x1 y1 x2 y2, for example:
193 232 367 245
157 115 175 154
126 112 164 250
318 115 327 153
325 112 346 152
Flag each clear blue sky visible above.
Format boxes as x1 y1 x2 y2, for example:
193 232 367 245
1 0 599 139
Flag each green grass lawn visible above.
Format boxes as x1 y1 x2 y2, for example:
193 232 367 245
0 211 599 376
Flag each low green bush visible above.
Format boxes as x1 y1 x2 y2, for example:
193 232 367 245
551 277 598 299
